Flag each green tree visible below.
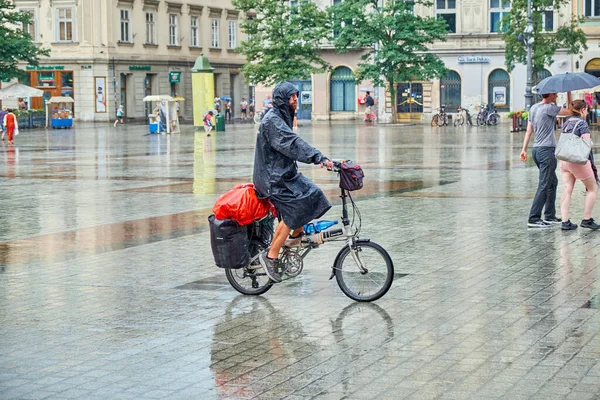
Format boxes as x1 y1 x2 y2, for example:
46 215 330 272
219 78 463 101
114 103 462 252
232 0 330 86
330 0 448 123
502 0 587 78
0 0 49 81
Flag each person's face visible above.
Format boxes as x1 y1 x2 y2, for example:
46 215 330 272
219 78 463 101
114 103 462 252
289 93 298 111
549 93 558 102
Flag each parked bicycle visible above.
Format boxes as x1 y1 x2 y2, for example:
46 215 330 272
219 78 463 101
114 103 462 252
431 105 448 127
224 160 395 302
453 106 474 126
476 103 500 126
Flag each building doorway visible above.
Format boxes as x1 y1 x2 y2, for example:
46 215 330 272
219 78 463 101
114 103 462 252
488 69 510 112
396 82 423 120
330 67 356 112
291 80 312 120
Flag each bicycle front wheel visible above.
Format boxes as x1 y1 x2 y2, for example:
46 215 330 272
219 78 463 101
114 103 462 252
334 241 394 302
488 113 499 125
225 239 273 295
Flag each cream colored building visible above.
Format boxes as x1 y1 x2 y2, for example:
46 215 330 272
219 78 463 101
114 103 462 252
12 0 250 122
258 0 580 123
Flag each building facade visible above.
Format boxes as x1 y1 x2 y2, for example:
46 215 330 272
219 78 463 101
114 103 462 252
258 0 582 122
12 0 250 122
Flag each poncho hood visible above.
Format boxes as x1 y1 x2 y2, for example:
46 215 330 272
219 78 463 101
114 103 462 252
272 81 299 128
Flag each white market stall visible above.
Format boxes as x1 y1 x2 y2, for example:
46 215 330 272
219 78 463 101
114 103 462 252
46 96 75 128
143 95 180 134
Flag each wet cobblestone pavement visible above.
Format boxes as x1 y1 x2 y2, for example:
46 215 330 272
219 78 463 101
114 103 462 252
1 122 600 399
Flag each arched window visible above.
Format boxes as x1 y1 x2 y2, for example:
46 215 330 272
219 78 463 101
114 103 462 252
330 67 356 112
585 59 600 78
440 70 461 113
533 69 552 103
488 69 510 112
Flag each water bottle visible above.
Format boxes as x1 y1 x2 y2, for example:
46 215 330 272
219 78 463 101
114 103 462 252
304 220 338 234
305 226 344 245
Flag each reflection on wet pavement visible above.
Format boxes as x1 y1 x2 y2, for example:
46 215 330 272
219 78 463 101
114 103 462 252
1 122 600 399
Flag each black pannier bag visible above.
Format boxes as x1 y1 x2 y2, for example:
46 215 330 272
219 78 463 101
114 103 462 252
208 214 250 269
339 161 364 191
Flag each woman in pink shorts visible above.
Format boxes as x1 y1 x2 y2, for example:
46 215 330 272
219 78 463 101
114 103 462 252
559 100 599 230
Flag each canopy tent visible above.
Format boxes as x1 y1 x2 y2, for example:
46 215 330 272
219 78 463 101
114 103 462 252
0 83 44 99
173 96 185 101
45 96 75 128
143 95 180 134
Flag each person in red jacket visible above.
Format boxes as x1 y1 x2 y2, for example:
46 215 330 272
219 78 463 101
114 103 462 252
3 109 18 145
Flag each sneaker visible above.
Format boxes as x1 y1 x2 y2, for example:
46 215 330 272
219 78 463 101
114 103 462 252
543 217 562 224
561 220 578 230
527 220 551 228
284 233 304 247
580 218 600 230
259 252 282 283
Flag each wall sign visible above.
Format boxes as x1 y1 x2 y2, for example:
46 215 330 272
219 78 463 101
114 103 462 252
129 66 152 71
458 56 490 64
95 76 106 113
26 65 65 70
169 72 181 83
301 91 312 104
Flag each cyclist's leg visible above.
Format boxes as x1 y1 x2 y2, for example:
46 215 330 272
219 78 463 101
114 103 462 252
268 220 292 259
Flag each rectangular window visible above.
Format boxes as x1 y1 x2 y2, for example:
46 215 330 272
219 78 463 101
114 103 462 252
169 14 179 46
190 16 199 47
585 0 600 17
145 12 156 44
542 9 554 32
490 0 510 33
120 10 130 42
37 72 56 87
20 9 37 41
211 18 220 48
228 20 237 49
56 8 74 42
436 0 456 33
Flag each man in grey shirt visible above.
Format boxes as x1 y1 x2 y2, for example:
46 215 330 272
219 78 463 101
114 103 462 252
520 91 572 228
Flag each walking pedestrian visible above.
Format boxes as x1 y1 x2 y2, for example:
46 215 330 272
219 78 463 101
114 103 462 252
0 106 8 141
114 105 125 127
520 91 572 228
558 100 600 230
3 109 18 145
240 98 248 121
204 110 214 137
364 91 375 122
225 101 232 122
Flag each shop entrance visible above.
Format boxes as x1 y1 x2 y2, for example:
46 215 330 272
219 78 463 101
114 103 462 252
396 82 423 120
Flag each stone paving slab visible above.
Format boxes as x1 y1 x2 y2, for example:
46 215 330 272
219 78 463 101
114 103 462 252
1 122 600 399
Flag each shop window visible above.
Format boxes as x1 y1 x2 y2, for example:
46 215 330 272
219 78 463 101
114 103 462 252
120 9 131 43
169 14 179 46
436 0 456 33
585 0 600 17
37 72 56 88
61 72 74 98
330 66 356 112
211 19 220 48
490 0 510 33
20 73 32 87
56 8 75 42
228 20 237 49
146 13 156 44
190 16 199 47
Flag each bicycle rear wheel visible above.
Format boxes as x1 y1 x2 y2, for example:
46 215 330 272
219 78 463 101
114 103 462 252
488 113 499 125
334 241 394 302
225 239 273 295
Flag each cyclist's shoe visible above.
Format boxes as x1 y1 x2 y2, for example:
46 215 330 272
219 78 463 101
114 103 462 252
580 218 600 230
543 217 562 224
284 233 304 247
259 252 282 283
561 220 578 230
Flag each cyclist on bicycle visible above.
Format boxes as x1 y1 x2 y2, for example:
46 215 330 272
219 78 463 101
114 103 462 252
253 81 333 282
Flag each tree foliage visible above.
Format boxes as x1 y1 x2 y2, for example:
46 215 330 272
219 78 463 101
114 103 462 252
502 0 587 74
0 0 49 81
232 0 330 86
330 0 448 122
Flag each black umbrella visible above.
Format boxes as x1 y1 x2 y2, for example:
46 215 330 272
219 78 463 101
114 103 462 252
533 72 600 94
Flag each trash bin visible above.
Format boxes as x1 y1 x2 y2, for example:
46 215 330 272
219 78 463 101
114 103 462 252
148 114 159 133
216 113 225 132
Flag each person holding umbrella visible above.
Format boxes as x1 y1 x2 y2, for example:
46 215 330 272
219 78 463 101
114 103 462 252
520 91 572 228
